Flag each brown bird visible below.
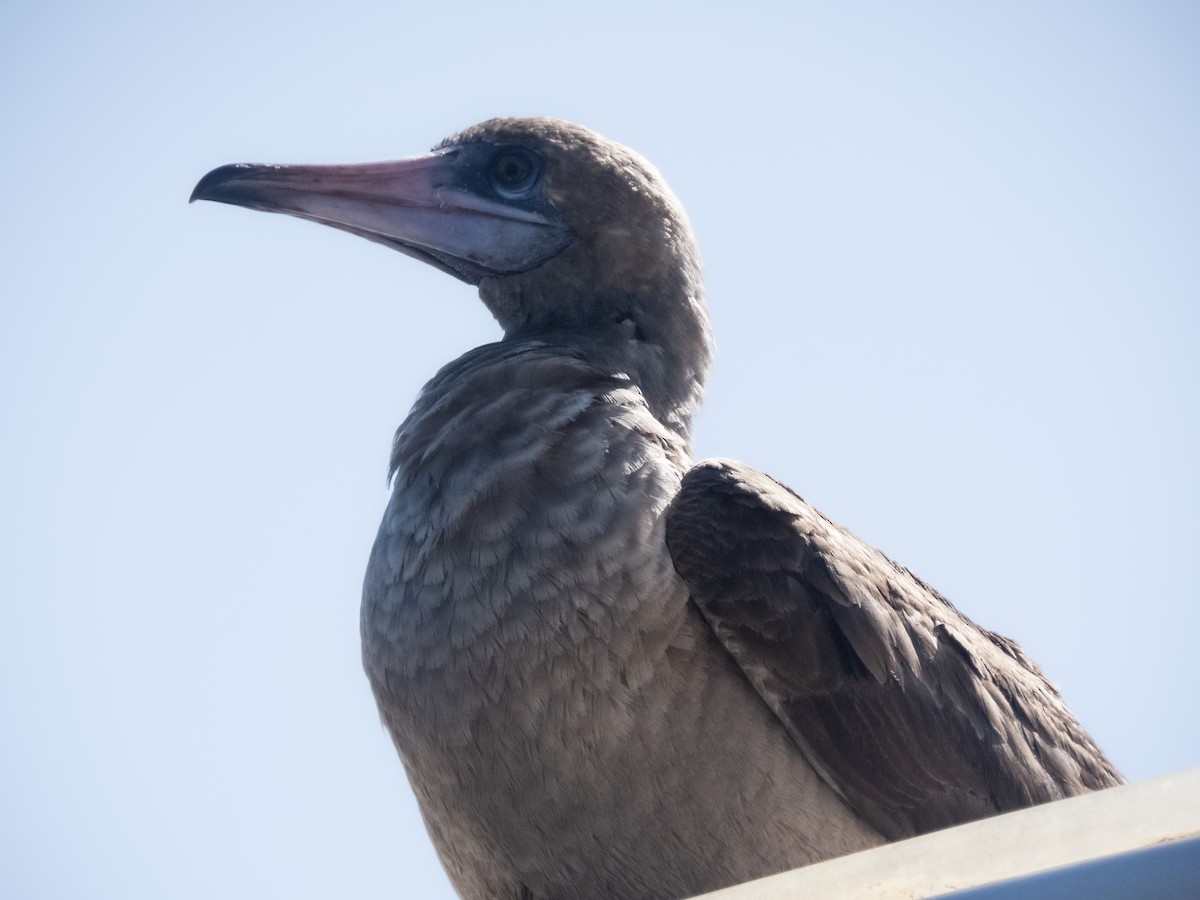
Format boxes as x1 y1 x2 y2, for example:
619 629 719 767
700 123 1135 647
191 117 1122 900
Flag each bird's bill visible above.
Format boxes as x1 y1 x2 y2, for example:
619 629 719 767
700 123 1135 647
190 152 568 283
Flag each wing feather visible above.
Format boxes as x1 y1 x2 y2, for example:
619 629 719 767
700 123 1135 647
665 458 1122 839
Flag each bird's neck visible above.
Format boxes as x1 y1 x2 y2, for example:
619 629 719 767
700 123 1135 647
507 321 706 453
486 279 712 452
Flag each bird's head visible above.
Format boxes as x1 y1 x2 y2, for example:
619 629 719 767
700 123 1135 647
192 117 711 434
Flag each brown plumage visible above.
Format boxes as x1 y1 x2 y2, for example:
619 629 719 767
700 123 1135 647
192 117 1122 899
667 460 1121 841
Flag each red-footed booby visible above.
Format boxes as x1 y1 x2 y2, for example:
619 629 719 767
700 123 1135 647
191 118 1122 900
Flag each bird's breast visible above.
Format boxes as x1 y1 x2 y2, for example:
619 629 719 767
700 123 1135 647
358 348 886 898
360 350 692 753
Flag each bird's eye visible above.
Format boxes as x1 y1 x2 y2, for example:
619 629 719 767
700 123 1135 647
490 149 541 198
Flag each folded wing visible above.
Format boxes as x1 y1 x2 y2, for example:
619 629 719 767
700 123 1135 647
665 459 1123 839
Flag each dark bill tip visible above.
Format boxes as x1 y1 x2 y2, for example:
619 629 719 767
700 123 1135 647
190 163 266 204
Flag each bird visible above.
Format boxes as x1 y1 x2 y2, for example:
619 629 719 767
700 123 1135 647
191 117 1123 900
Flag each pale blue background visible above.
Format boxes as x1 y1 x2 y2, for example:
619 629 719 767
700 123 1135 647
2 2 1197 898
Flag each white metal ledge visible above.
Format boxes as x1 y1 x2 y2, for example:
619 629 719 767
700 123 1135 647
692 767 1200 899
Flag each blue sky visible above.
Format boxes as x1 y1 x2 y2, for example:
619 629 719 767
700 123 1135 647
2 2 1197 898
